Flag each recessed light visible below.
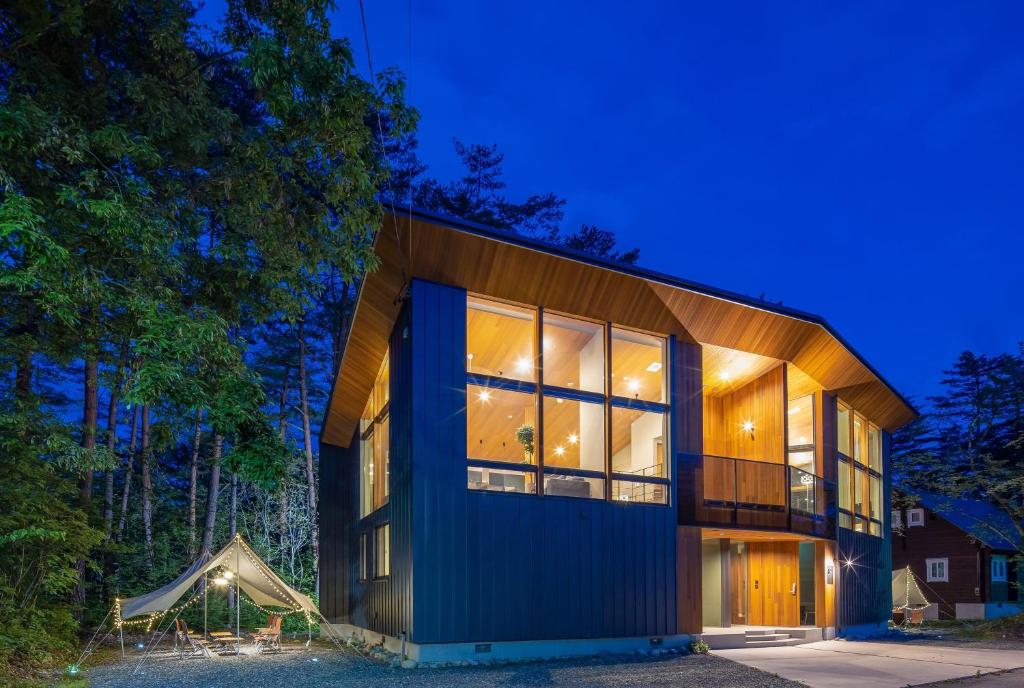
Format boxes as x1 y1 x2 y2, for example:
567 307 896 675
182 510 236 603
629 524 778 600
515 356 531 373
554 446 565 456
741 420 754 433
478 390 491 402
646 362 662 373
788 407 800 414
568 433 578 445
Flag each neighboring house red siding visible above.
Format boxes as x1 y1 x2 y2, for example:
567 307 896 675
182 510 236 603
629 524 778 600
892 503 1018 619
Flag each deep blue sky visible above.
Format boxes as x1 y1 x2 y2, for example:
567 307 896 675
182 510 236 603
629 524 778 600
212 1 1024 404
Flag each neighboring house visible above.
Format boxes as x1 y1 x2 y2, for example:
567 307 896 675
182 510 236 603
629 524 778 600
318 209 917 662
893 492 1021 620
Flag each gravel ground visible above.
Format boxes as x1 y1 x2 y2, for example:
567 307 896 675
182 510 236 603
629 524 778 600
84 642 803 688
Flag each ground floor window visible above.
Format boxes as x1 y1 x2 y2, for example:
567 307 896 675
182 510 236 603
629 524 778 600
374 524 390 578
926 557 948 583
992 555 1008 582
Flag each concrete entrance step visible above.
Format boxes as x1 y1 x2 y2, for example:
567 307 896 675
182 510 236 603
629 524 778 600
700 627 822 650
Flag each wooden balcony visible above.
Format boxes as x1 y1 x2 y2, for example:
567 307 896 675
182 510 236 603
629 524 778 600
679 454 836 538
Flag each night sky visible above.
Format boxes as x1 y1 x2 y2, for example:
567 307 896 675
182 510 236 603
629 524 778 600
211 1 1024 404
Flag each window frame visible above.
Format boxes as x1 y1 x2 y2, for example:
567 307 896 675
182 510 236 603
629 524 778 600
464 296 671 505
991 555 1008 583
360 351 391 516
907 508 925 527
926 557 948 583
359 532 368 581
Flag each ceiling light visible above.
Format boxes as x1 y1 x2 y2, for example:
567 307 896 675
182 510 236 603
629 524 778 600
477 390 491 403
543 337 552 351
627 379 640 393
556 398 563 404
788 407 800 414
467 353 474 360
568 433 578 445
554 446 565 456
741 420 754 433
720 370 731 381
516 356 531 374
646 362 662 373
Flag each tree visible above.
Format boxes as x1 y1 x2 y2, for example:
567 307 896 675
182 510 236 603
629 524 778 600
894 346 1024 559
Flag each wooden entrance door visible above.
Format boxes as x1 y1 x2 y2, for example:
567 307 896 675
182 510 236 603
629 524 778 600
747 542 800 626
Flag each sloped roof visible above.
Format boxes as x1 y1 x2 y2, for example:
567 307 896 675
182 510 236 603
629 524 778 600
321 208 917 446
913 490 1022 552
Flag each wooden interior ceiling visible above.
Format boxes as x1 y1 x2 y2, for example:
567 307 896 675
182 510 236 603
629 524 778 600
700 528 827 542
322 213 915 446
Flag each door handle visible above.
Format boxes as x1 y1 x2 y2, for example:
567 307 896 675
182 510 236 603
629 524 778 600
754 580 759 590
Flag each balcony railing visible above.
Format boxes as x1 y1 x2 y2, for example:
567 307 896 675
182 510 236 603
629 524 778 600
693 455 835 538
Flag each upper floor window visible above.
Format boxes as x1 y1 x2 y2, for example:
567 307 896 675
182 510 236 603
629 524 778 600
907 508 925 527
611 328 666 403
992 555 1008 582
787 394 815 474
467 297 536 382
465 296 669 504
836 401 885 537
360 351 390 516
837 401 852 457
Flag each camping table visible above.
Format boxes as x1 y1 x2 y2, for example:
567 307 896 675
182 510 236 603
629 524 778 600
208 631 245 653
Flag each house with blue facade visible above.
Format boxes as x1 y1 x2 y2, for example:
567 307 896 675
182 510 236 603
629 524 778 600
318 210 916 660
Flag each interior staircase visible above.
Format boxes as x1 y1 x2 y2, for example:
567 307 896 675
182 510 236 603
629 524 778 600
699 627 823 650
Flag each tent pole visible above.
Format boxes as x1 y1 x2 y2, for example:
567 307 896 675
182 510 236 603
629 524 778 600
204 571 208 640
235 540 240 655
119 620 125 659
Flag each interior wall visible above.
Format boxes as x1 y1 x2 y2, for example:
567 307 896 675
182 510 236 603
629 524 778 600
703 364 785 462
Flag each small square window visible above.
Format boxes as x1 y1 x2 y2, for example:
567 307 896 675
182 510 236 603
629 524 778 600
907 508 925 527
926 557 948 583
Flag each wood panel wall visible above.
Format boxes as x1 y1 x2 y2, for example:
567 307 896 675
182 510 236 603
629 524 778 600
703 365 785 462
814 540 838 629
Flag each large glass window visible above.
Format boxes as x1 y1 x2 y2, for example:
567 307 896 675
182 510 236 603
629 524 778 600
360 352 390 516
868 424 882 473
837 401 851 457
465 296 670 504
542 313 604 394
787 394 815 474
466 385 536 464
466 297 536 382
543 396 605 471
611 327 666 403
838 459 851 512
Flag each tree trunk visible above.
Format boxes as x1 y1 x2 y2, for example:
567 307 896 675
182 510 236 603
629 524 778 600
199 434 224 559
297 319 319 593
187 408 204 559
278 369 289 569
73 357 100 612
102 346 128 543
116 405 140 541
14 347 31 400
140 405 153 568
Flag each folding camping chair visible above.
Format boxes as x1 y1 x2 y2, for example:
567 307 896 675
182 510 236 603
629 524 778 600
253 614 283 654
174 619 212 659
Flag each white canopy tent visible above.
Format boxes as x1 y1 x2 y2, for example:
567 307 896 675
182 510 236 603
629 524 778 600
119 534 315 621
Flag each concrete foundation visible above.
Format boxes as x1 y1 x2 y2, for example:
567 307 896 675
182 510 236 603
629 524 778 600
323 623 692 662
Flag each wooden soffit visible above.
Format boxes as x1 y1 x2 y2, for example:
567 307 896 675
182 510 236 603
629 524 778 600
321 214 697 447
322 212 916 447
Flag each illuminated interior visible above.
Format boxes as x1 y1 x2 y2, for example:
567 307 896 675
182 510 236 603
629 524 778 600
464 296 669 502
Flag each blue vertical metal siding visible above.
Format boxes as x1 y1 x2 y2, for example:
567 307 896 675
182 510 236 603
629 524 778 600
407 278 679 644
837 430 893 627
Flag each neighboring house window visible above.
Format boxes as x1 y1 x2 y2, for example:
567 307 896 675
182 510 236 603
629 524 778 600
926 558 948 582
374 524 390 578
360 351 390 516
891 510 903 529
359 533 368 581
992 555 1008 583
465 297 670 503
907 508 925 527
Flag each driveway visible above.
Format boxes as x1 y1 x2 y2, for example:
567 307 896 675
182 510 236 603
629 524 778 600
715 639 1024 688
